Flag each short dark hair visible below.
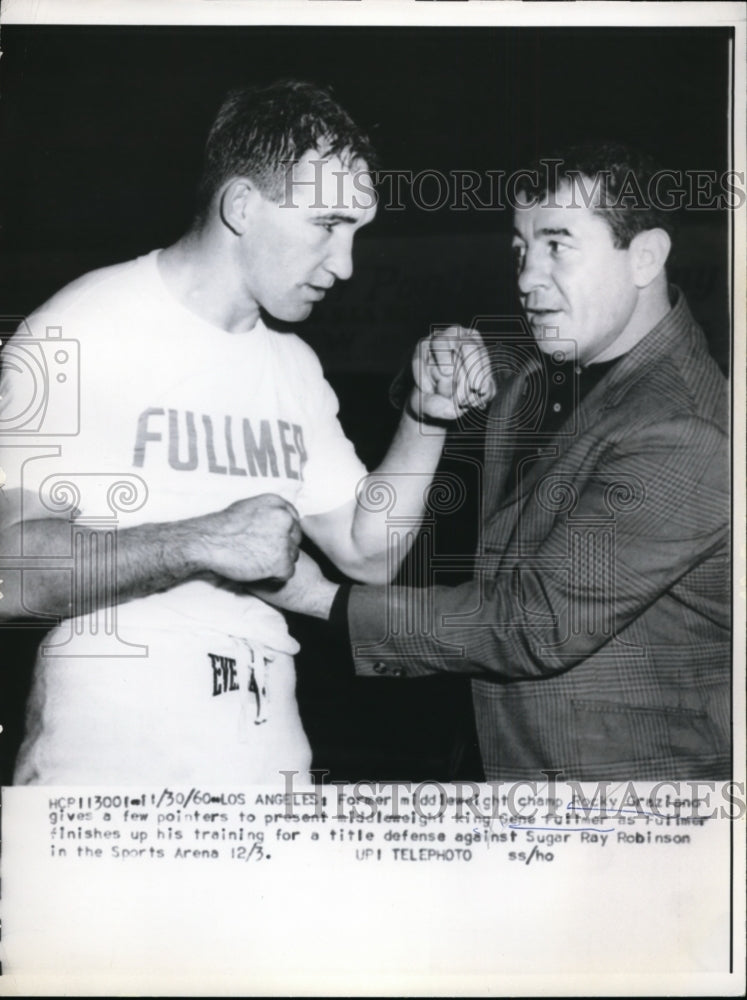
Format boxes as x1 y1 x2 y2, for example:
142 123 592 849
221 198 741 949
516 141 676 248
196 79 377 212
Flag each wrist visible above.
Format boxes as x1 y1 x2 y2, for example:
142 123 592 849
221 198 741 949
405 388 450 429
309 580 340 620
158 518 206 580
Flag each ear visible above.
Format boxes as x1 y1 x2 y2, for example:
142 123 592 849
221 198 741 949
629 228 671 288
219 178 257 236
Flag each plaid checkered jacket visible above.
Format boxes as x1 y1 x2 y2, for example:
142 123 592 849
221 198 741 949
349 292 731 780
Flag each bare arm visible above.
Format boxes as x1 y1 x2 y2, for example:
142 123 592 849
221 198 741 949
302 326 495 584
0 490 302 622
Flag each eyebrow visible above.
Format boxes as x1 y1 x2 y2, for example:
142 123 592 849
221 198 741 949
512 226 575 239
538 226 574 238
314 211 359 224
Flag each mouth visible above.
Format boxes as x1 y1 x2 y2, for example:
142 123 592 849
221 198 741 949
525 308 562 330
305 283 333 301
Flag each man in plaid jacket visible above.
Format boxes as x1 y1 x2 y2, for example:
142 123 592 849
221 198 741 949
272 142 731 781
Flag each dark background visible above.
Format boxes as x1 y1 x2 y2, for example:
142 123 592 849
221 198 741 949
0 25 733 783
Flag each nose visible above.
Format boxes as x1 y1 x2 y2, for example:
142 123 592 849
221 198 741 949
516 245 550 297
324 231 355 282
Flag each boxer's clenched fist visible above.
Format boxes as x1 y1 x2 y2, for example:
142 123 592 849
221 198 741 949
182 494 302 583
410 325 496 422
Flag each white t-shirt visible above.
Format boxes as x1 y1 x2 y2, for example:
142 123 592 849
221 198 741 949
0 250 368 782
1 249 366 648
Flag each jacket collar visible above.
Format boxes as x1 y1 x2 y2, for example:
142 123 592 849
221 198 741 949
590 286 702 409
537 286 703 432
486 288 704 504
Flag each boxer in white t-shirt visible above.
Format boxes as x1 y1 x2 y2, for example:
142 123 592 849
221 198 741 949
0 80 493 784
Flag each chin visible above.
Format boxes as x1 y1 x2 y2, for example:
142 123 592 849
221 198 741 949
267 304 313 324
533 334 567 354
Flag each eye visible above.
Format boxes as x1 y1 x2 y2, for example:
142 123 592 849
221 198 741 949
511 243 526 268
548 240 569 255
318 221 338 234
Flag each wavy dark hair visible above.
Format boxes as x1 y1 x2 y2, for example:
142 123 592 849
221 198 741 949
195 79 377 213
516 141 677 248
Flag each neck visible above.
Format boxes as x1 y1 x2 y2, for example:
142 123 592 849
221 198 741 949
158 225 261 333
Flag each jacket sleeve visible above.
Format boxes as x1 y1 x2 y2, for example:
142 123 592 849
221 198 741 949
347 414 729 680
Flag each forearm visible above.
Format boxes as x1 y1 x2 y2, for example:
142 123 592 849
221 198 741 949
302 323 494 584
348 419 731 678
0 489 303 622
0 517 203 621
349 401 447 575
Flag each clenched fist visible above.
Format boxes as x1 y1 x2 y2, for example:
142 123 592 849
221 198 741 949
410 325 496 422
184 494 302 583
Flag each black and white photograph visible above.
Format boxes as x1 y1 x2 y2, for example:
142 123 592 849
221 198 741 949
0 0 744 995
